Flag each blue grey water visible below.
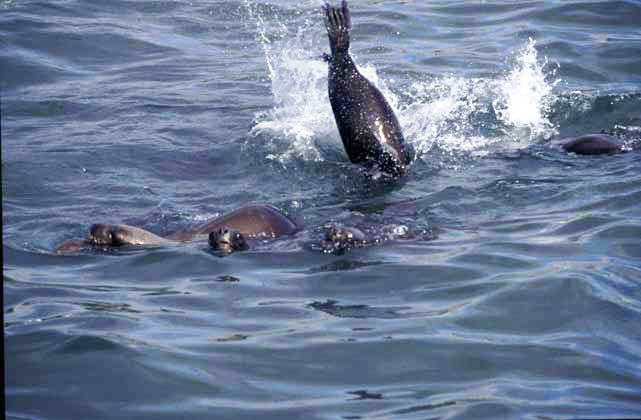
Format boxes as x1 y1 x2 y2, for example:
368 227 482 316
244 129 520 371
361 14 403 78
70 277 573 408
2 0 641 418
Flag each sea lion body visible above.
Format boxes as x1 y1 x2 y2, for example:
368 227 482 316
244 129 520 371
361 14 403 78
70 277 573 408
323 1 413 177
190 205 298 239
558 134 623 155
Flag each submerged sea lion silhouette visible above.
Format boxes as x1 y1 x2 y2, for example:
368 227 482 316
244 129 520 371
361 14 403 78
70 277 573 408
556 133 625 155
323 0 413 177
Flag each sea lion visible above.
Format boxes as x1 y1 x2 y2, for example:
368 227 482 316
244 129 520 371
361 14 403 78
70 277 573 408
319 223 413 254
320 225 367 254
90 223 171 246
557 133 624 155
203 205 299 254
208 228 249 254
189 205 298 240
55 204 299 255
323 0 413 177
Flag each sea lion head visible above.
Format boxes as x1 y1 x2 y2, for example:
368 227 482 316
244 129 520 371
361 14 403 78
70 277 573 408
321 225 367 254
209 228 249 254
325 225 366 243
89 224 129 246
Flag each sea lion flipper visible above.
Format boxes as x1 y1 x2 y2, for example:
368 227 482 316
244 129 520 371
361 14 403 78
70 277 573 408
55 238 91 254
341 0 352 30
324 0 351 55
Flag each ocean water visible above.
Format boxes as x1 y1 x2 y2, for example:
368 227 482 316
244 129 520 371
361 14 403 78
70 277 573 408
2 0 641 418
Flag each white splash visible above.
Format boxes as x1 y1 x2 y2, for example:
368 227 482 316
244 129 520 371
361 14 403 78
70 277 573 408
251 43 331 162
399 76 498 158
493 38 559 140
399 40 559 157
246 1 333 163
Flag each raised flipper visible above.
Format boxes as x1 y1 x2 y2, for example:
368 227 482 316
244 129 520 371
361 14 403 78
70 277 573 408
323 0 351 57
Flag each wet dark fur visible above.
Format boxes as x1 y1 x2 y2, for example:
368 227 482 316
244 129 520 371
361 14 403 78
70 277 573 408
558 134 623 155
323 0 413 177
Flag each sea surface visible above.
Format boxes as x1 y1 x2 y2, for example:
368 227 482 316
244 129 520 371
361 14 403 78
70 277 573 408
2 0 641 419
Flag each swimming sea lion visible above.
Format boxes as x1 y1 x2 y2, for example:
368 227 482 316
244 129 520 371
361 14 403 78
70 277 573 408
323 0 413 177
90 223 171 246
319 222 414 254
202 205 299 254
55 204 299 255
208 228 249 254
320 225 368 254
189 205 298 240
557 133 624 155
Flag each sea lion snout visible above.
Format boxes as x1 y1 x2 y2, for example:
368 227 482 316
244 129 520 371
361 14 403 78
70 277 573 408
209 228 249 254
325 225 366 243
322 225 367 254
89 224 126 246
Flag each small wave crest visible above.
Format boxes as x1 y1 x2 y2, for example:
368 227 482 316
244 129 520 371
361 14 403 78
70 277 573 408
246 5 559 164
